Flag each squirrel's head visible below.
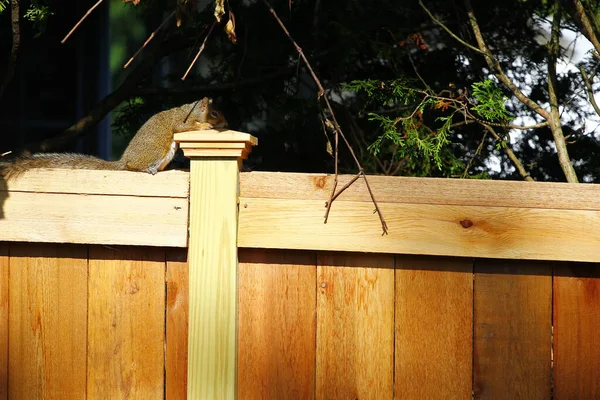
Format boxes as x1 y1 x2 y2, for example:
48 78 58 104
196 97 228 129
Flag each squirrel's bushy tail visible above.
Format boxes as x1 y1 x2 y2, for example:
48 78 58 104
0 153 124 180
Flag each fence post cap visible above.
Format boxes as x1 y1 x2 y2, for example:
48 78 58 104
174 129 258 159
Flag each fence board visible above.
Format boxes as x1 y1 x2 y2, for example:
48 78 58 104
87 246 165 399
238 198 600 262
316 253 394 400
5 168 189 198
238 249 317 399
395 256 473 399
473 260 552 399
553 263 600 399
0 244 7 399
1 191 188 247
8 243 87 399
240 171 600 210
166 249 189 400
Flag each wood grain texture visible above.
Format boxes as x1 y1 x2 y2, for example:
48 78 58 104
238 249 317 400
87 246 165 399
553 263 600 399
0 244 7 399
238 198 600 262
187 158 238 400
0 191 188 247
395 256 473 399
5 168 189 198
8 243 87 399
166 249 189 400
316 253 394 400
473 260 552 399
240 171 600 210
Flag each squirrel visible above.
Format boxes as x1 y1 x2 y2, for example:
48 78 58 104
0 97 227 180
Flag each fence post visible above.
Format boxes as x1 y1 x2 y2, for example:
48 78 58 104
174 130 257 399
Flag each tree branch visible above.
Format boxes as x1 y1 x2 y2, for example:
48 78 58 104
451 116 533 181
263 0 388 234
0 0 20 101
462 0 550 120
29 36 195 153
579 65 600 117
124 11 175 69
547 5 579 182
61 0 105 44
565 0 600 55
418 0 485 55
135 65 300 96
182 20 217 80
483 125 534 181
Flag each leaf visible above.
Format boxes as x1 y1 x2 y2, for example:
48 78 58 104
326 140 333 156
224 11 237 43
214 0 225 22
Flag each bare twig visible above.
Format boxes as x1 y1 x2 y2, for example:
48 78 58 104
579 65 600 117
0 0 20 100
325 173 361 206
483 125 534 181
263 0 387 234
30 36 196 153
61 0 105 44
182 21 217 81
461 130 488 178
418 0 485 55
124 11 175 69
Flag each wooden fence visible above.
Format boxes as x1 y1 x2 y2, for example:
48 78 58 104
1 131 600 399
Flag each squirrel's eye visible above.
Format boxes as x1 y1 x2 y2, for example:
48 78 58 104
211 111 219 118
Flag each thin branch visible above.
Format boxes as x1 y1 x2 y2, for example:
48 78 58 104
325 173 361 206
136 65 299 96
570 0 600 55
461 0 550 120
182 21 217 81
0 0 20 100
263 0 387 234
461 130 488 178
450 118 548 131
579 65 600 117
124 11 175 69
451 112 533 181
362 172 388 235
547 4 578 182
61 0 105 44
483 125 534 181
418 0 485 55
29 36 196 153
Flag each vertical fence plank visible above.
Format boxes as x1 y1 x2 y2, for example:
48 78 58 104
166 249 189 400
237 249 317 400
316 252 394 400
9 243 88 399
473 260 552 399
0 244 7 400
395 256 473 399
554 263 600 399
87 246 165 399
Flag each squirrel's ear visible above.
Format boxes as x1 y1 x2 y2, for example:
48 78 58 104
199 97 211 112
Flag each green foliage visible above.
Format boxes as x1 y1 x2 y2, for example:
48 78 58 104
471 80 511 122
0 0 8 14
344 78 461 176
343 78 418 107
24 3 53 37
